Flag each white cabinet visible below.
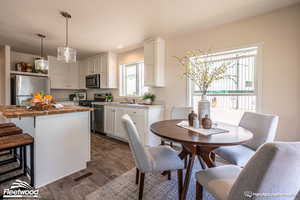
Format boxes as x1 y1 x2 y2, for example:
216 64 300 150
144 37 165 87
114 108 128 140
79 60 88 89
104 106 116 135
79 52 117 89
87 56 101 75
100 52 117 89
104 105 164 146
49 56 79 89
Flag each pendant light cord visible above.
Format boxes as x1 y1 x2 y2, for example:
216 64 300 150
41 37 44 58
66 17 68 47
37 34 46 59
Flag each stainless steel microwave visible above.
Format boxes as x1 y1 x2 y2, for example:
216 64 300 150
86 74 100 88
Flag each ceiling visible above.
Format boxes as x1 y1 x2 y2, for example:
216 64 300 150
0 0 299 58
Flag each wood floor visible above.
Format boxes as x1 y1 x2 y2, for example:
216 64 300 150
0 134 135 200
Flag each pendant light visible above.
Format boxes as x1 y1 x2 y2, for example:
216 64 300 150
57 11 76 63
35 34 49 73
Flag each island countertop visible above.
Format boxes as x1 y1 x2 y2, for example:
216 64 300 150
0 105 93 118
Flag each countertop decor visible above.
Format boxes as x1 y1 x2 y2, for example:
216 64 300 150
143 92 156 105
29 93 55 111
175 50 236 124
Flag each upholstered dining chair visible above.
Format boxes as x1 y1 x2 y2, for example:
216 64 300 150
295 191 300 200
122 114 184 200
215 112 279 167
161 106 193 147
196 142 300 200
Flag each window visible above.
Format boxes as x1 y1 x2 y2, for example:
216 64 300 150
120 62 147 96
189 47 260 125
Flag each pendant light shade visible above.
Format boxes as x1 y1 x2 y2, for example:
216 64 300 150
35 34 49 73
57 11 76 63
57 47 76 63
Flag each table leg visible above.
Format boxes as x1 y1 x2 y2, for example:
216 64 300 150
197 146 217 168
181 153 195 200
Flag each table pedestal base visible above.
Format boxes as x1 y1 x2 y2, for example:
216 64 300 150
179 144 217 200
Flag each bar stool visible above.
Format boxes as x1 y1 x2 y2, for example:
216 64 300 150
0 123 34 187
0 123 23 165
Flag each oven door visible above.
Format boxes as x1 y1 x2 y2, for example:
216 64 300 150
86 74 100 88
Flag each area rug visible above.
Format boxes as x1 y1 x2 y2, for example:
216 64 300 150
86 158 220 200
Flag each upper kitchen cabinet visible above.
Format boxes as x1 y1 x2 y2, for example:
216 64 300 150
144 37 165 87
78 60 88 89
100 52 117 89
80 52 117 89
48 56 79 89
87 55 102 75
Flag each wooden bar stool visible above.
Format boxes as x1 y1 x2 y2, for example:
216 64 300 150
0 134 34 186
0 123 23 165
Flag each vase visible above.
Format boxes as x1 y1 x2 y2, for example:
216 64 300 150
198 95 210 128
144 99 152 105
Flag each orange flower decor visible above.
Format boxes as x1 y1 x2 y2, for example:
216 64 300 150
44 95 53 101
31 93 53 105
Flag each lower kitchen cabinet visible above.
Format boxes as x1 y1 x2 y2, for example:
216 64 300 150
104 105 164 146
104 106 116 135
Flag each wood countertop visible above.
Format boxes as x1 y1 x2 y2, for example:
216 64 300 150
0 105 92 118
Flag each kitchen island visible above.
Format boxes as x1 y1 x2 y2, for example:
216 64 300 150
0 105 92 188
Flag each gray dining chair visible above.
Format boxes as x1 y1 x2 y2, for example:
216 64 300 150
196 142 300 200
161 106 193 147
295 191 300 200
215 112 279 167
122 114 184 200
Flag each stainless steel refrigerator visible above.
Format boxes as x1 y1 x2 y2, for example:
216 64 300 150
11 75 50 106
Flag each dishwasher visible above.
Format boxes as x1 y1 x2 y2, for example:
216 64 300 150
93 104 105 134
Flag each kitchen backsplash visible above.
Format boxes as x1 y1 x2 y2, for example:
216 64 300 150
50 89 84 101
86 89 118 100
51 88 118 101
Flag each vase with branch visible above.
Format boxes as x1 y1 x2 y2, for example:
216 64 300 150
175 50 236 125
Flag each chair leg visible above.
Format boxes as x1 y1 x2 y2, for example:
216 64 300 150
196 182 203 200
211 152 216 162
177 169 183 199
30 143 34 187
138 173 145 200
136 168 139 185
167 171 171 180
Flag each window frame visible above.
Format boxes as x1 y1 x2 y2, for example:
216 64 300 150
119 61 144 97
187 44 263 113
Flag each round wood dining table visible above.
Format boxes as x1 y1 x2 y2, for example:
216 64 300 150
150 119 253 200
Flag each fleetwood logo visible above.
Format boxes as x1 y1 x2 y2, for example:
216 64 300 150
3 179 39 199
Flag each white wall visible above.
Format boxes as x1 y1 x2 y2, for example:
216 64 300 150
118 48 144 65
153 5 300 141
0 46 5 105
0 45 11 105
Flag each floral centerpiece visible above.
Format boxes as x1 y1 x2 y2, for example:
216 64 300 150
30 92 56 111
175 50 235 123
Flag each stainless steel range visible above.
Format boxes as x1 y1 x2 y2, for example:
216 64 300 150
79 93 108 134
